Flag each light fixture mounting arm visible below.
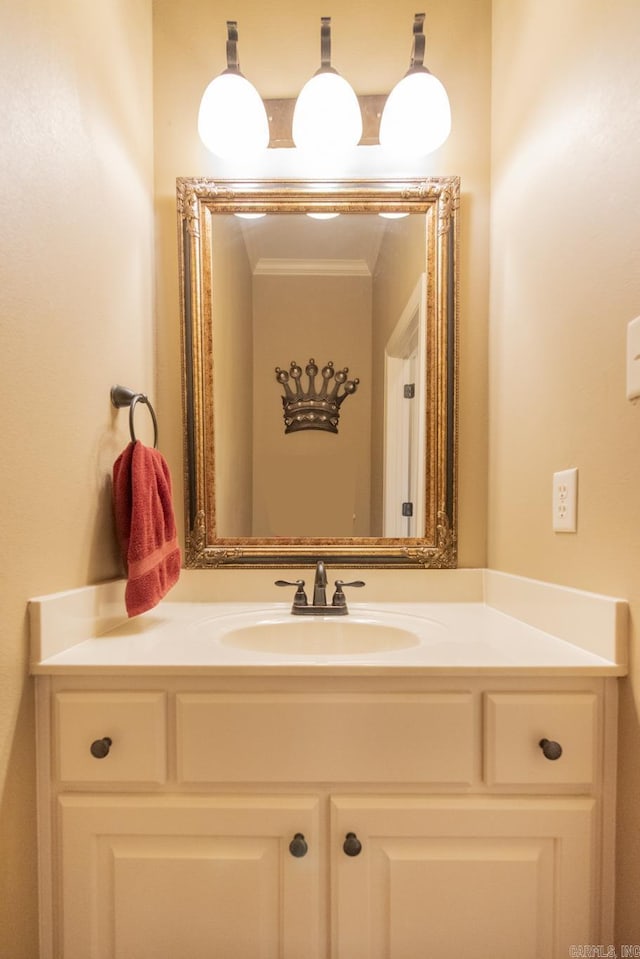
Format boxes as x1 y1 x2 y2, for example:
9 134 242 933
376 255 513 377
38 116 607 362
224 20 241 75
408 12 429 75
317 16 338 76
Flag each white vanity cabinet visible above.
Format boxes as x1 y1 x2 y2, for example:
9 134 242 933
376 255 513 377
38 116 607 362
36 673 617 959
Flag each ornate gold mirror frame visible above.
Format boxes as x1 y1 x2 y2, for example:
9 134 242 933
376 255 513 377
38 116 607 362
177 177 459 568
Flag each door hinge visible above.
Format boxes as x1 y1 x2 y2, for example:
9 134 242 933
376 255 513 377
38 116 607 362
403 383 415 399
402 502 414 517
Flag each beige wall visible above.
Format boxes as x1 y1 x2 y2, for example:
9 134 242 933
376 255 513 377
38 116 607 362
0 1 154 955
490 0 640 943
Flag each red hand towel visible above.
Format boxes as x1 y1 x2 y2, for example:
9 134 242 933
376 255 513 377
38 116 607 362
113 441 181 617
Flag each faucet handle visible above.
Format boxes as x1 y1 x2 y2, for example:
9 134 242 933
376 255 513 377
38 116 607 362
332 579 365 608
275 579 308 607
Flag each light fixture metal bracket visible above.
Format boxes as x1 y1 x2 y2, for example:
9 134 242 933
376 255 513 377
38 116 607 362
410 12 427 72
223 20 241 75
264 93 387 148
318 16 336 75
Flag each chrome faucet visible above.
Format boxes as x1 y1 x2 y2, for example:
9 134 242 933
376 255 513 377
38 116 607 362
275 561 365 615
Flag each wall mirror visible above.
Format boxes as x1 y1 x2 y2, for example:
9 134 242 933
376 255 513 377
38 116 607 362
177 176 459 568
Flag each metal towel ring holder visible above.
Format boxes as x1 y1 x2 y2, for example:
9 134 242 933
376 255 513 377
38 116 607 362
110 385 159 449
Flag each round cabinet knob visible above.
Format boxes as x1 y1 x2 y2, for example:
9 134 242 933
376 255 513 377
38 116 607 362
289 833 308 858
343 832 362 857
90 737 112 759
539 738 563 761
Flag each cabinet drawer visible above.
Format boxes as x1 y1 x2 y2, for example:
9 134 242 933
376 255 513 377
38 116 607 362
484 692 596 786
55 691 167 783
176 692 475 784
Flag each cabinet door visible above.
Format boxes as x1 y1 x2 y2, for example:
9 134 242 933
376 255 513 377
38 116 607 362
59 794 320 959
332 795 594 959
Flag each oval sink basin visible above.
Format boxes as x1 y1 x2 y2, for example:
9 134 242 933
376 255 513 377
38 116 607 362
220 618 421 655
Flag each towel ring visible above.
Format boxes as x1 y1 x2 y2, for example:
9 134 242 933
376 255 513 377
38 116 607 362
111 385 159 449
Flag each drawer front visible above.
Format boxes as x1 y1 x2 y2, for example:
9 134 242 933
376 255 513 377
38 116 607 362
55 691 167 783
176 692 475 784
484 692 597 786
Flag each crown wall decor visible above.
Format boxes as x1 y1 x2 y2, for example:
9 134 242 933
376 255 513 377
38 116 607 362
275 358 359 435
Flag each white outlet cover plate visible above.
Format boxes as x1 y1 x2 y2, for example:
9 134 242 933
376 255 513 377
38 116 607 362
553 468 578 533
626 316 640 400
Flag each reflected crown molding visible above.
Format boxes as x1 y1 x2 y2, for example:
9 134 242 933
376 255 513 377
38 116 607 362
254 257 371 277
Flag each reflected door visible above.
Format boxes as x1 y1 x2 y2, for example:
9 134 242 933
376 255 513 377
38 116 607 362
383 274 427 537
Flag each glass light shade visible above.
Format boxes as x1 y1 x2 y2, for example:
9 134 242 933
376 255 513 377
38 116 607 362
379 70 451 158
292 72 363 153
198 72 270 159
306 212 341 220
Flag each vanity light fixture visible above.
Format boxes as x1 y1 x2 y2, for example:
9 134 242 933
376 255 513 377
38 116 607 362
197 21 270 159
198 14 450 159
378 12 451 158
291 17 363 154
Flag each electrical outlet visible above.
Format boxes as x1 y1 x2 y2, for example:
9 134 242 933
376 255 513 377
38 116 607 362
627 316 640 400
552 468 578 532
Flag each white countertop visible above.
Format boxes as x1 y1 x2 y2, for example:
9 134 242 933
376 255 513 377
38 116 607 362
29 570 629 676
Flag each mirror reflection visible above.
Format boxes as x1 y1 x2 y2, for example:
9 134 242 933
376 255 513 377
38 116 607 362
212 212 427 539
177 178 458 568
